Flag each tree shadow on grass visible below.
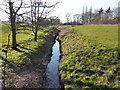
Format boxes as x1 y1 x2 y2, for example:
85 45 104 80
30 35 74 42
1 28 59 87
64 78 109 89
1 55 15 69
17 32 34 36
15 48 26 53
61 66 104 76
60 67 108 88
16 44 32 51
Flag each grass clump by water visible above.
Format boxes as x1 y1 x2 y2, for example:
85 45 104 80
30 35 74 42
59 25 120 89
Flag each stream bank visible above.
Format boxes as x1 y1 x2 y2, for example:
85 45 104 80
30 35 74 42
44 28 65 89
57 26 120 89
10 28 59 88
57 26 75 89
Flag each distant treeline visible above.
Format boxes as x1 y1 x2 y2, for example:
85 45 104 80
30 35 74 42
65 7 118 25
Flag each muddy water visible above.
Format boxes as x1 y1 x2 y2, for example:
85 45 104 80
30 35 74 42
44 36 61 88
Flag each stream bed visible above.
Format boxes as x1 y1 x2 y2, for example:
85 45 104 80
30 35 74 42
44 36 61 88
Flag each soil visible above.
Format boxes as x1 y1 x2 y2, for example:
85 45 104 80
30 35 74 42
57 26 75 38
9 29 58 88
6 26 73 88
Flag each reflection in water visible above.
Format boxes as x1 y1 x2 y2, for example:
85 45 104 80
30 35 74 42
45 36 61 88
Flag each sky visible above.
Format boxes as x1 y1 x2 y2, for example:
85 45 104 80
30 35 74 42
51 0 120 23
0 0 119 23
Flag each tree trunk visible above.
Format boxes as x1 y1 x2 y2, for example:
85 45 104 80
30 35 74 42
9 2 17 50
35 32 37 42
34 27 38 42
12 25 16 49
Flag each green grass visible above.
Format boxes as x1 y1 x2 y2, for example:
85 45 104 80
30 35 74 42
1 23 58 87
72 25 118 48
59 25 120 89
2 23 48 46
2 23 49 64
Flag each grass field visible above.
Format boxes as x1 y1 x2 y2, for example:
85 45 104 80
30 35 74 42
59 25 120 89
1 23 58 87
72 25 118 48
2 23 49 64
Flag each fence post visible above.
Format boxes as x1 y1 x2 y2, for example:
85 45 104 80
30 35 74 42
3 34 11 88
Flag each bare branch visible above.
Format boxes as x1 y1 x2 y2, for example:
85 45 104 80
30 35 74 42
40 2 60 8
17 11 31 16
0 7 10 15
15 0 23 14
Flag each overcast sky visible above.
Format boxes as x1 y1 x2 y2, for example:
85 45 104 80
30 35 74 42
0 0 119 23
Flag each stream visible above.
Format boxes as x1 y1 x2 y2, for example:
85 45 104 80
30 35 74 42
44 36 61 88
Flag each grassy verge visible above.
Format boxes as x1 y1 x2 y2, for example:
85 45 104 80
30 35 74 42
72 25 118 48
1 23 59 87
59 25 120 89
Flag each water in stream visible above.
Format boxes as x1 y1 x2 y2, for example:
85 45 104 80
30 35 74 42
44 36 61 88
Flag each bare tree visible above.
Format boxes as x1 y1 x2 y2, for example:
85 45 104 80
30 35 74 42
65 13 71 24
49 16 61 25
73 14 81 24
85 6 88 24
81 6 85 24
89 7 92 24
30 0 59 42
112 8 118 24
93 9 99 24
99 8 104 23
102 7 113 24
9 0 23 49
0 0 29 49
